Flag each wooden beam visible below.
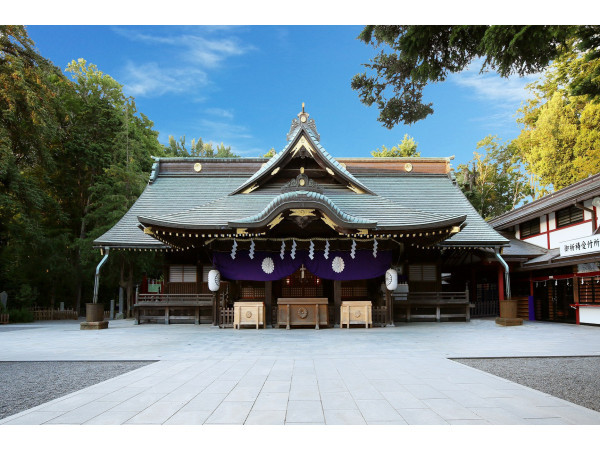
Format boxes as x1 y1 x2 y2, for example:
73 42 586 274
334 280 342 326
265 280 272 326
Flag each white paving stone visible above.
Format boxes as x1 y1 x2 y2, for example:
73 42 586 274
2 318 600 425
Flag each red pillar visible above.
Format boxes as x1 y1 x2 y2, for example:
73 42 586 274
529 276 534 297
497 265 505 301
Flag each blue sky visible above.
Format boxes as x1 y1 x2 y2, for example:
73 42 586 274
25 24 541 167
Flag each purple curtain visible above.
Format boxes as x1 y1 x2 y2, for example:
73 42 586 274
212 249 391 281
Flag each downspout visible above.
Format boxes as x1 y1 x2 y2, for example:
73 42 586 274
92 247 110 304
493 247 511 300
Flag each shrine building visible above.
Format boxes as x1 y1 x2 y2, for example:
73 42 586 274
93 106 510 328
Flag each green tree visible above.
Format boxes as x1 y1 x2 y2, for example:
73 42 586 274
456 136 533 220
371 134 420 157
165 135 239 158
352 25 600 127
0 25 73 309
262 148 276 158
514 49 600 194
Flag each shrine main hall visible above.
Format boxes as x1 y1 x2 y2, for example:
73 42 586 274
94 107 509 328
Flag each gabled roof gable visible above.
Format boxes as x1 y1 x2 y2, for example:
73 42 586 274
230 125 375 196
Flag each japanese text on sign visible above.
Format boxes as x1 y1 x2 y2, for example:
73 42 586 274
560 235 600 257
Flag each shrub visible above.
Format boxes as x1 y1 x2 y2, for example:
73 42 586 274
8 308 34 323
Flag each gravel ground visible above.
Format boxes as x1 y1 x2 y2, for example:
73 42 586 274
0 361 155 420
454 356 600 413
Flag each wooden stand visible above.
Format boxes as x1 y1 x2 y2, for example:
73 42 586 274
233 302 265 329
277 298 328 329
340 301 372 328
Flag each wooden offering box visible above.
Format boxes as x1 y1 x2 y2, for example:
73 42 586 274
233 302 265 329
277 298 328 329
340 301 372 328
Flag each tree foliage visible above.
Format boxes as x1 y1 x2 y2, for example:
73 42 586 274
0 27 243 316
164 135 238 158
514 49 600 194
371 134 420 157
352 25 600 127
456 136 533 220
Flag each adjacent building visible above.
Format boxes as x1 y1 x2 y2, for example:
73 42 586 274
490 174 600 325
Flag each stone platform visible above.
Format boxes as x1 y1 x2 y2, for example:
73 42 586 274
80 321 109 330
495 317 524 326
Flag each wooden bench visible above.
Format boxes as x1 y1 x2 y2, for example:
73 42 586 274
393 292 473 322
134 294 213 325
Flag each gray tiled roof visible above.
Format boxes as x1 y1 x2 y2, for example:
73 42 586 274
489 172 600 229
358 175 508 246
94 166 508 247
523 248 560 266
138 186 466 231
94 176 247 248
498 233 548 257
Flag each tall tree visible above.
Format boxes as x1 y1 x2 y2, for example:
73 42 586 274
165 135 239 158
371 134 420 157
0 25 72 308
352 25 600 127
456 136 533 220
514 49 600 193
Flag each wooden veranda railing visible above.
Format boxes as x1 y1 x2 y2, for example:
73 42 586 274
136 293 213 304
372 306 387 327
220 307 234 328
392 291 472 322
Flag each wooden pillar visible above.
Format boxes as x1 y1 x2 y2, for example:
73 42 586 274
573 275 580 324
385 289 394 326
265 280 272 327
212 289 218 326
470 267 477 303
334 280 342 327
497 265 505 302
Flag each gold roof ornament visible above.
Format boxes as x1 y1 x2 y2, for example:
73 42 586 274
298 102 309 123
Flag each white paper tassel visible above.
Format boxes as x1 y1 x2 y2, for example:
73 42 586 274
230 239 238 260
249 239 255 260
350 239 356 259
291 239 297 260
323 239 330 259
309 240 315 260
373 238 378 258
280 240 286 260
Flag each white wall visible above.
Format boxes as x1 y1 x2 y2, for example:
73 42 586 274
515 199 598 249
549 222 594 249
523 234 547 248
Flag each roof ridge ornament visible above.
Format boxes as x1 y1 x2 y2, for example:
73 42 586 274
287 102 320 141
281 172 323 194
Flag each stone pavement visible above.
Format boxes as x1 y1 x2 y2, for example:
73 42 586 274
1 318 600 425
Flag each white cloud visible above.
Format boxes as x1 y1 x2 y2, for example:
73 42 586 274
114 26 253 98
205 107 234 119
451 71 538 104
198 119 253 141
446 57 543 132
122 62 208 97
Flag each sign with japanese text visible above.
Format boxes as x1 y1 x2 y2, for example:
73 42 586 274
560 235 600 257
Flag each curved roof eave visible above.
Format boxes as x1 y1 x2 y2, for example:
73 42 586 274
228 191 377 229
